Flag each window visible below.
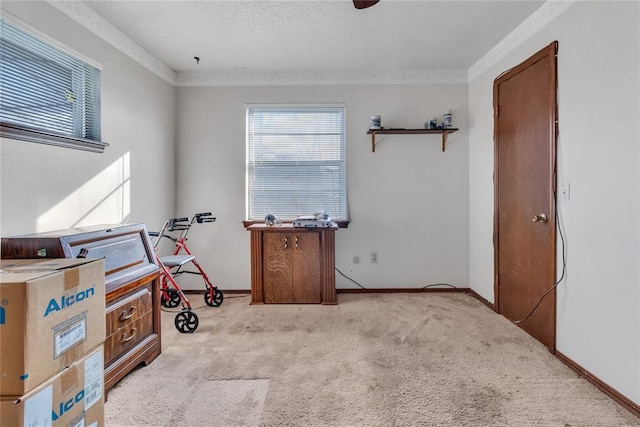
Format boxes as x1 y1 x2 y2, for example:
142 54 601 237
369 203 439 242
246 105 348 223
0 18 106 153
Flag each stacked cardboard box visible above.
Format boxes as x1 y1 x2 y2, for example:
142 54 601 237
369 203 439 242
0 258 107 426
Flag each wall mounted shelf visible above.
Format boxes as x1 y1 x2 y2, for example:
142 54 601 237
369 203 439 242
366 128 459 152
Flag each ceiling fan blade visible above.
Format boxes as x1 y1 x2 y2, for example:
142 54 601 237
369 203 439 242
353 0 380 9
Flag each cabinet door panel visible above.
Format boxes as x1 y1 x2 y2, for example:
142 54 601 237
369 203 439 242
292 233 321 303
263 232 293 303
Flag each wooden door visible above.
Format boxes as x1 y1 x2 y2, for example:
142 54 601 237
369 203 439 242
494 42 558 351
292 233 321 303
263 232 293 303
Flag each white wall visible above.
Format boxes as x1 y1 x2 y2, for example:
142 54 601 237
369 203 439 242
175 84 469 291
0 1 175 236
469 1 640 405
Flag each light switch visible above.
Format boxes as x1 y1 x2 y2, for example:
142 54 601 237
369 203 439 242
560 183 570 201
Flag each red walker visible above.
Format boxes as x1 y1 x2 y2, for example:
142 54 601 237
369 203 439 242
149 212 223 333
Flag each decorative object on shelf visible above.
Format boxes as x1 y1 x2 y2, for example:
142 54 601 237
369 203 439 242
293 211 334 229
426 117 438 129
366 128 459 152
264 213 282 227
443 109 453 128
316 210 329 220
370 115 381 130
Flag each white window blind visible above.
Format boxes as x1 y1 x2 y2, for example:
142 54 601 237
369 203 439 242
246 105 348 221
0 18 106 153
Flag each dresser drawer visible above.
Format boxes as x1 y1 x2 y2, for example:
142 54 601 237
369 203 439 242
106 286 152 335
104 311 154 365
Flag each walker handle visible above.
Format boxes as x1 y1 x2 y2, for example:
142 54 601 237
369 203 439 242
170 217 190 223
195 212 216 223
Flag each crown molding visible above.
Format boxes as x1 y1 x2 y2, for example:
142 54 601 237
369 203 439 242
176 69 468 87
48 1 176 85
468 0 577 82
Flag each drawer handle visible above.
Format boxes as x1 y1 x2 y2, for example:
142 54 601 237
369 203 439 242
121 328 137 343
120 307 137 321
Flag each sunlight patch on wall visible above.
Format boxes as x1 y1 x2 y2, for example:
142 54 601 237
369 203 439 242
36 152 131 231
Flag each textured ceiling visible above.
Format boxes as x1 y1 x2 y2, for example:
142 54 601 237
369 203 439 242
83 0 545 75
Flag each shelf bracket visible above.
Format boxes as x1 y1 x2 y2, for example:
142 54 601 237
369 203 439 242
367 128 457 153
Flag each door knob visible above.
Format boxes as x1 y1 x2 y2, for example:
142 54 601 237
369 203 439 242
532 213 548 223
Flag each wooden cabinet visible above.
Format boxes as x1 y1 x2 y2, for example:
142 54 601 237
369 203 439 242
1 223 161 397
248 224 337 304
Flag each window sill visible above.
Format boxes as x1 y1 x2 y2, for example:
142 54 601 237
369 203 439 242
1 122 109 153
243 219 350 229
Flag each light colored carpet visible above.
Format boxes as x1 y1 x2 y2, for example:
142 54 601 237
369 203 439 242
105 292 639 426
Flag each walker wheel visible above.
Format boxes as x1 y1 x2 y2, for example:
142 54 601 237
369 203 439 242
161 289 181 308
175 310 198 333
204 288 224 307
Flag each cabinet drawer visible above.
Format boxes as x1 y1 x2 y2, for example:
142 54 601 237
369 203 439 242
104 311 154 365
106 287 152 335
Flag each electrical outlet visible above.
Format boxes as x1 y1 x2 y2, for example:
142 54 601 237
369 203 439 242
371 252 378 263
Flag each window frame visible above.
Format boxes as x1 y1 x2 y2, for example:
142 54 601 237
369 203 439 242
0 16 107 153
245 103 349 228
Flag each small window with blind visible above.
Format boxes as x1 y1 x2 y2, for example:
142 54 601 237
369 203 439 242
246 104 349 224
0 18 106 153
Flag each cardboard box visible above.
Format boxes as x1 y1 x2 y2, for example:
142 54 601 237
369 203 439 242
0 345 105 426
0 258 106 396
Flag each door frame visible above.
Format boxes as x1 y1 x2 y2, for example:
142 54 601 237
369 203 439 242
493 41 558 351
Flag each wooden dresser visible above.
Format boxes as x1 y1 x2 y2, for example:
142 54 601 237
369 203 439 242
247 224 337 305
1 223 161 397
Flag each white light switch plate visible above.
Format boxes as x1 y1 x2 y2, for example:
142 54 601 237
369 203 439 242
560 183 570 201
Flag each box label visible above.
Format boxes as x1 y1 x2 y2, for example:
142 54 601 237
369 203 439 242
83 349 103 409
53 312 87 358
24 384 53 427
